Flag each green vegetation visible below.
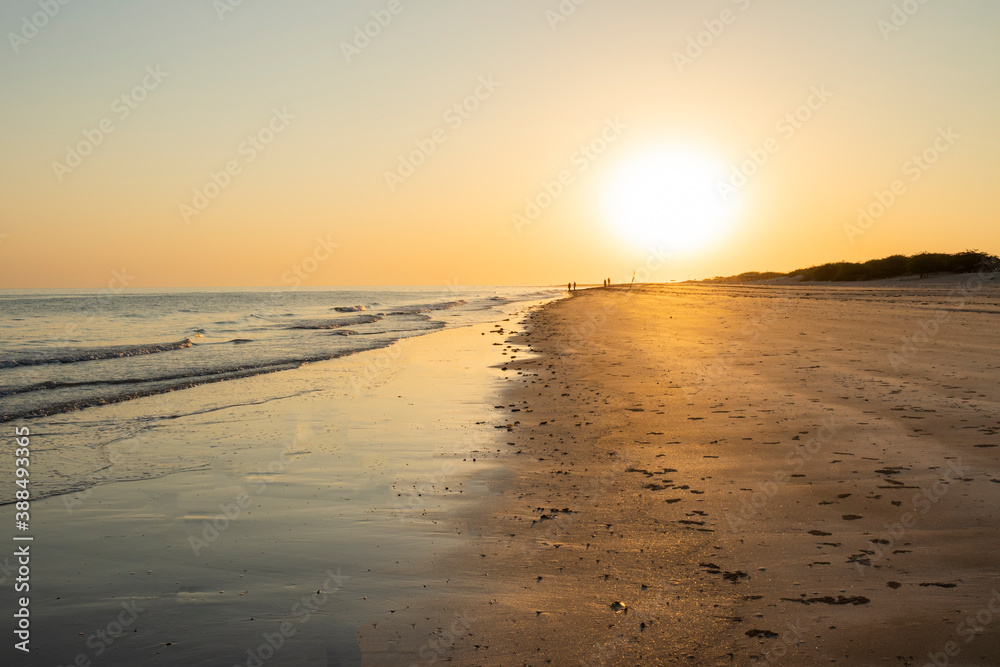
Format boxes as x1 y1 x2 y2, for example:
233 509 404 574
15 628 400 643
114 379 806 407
707 250 999 283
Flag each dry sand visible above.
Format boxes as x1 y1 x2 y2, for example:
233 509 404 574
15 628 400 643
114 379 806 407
365 276 1000 666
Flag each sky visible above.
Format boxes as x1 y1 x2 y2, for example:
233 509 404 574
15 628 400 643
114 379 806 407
1 0 998 287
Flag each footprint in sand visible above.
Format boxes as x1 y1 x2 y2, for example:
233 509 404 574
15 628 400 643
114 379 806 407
746 629 779 638
781 595 870 606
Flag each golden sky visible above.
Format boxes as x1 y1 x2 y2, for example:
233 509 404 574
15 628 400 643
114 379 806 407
1 0 998 287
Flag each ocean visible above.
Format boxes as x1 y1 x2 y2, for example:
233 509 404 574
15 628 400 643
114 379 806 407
0 286 559 503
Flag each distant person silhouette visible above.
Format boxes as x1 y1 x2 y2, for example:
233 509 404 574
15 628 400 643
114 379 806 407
572 282 576 291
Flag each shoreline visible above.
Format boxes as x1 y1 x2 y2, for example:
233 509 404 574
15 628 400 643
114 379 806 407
4 281 998 664
0 300 550 665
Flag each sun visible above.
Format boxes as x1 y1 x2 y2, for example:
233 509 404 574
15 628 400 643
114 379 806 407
603 149 737 252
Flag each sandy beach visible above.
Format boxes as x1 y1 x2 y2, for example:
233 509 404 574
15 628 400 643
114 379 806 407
7 1 999 665
364 276 1000 666
4 278 999 666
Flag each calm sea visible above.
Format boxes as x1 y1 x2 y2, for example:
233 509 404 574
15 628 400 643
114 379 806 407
0 287 557 421
0 286 559 501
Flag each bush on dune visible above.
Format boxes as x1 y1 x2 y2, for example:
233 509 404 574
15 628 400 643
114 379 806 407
707 250 998 284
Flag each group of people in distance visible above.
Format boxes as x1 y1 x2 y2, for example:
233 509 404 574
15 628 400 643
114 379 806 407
567 279 613 291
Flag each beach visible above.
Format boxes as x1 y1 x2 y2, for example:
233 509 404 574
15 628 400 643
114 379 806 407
364 277 1000 665
0 290 552 665
3 278 1000 665
6 0 999 664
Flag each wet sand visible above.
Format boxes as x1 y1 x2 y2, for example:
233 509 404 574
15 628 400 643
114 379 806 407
0 309 541 666
366 276 1000 666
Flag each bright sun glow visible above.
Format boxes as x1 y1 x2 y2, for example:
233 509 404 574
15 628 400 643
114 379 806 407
604 150 737 252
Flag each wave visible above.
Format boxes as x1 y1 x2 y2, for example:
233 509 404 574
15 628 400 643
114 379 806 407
333 320 446 337
1 358 314 397
288 314 384 330
0 339 397 423
333 305 367 312
0 338 195 369
1 365 301 423
385 299 467 315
